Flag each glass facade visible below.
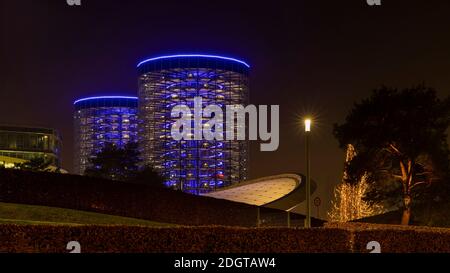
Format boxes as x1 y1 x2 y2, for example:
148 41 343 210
0 126 62 168
137 55 250 194
73 96 139 175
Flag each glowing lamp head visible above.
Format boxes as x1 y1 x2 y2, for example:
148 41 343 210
304 119 312 132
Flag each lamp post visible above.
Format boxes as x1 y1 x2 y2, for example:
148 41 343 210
304 118 311 228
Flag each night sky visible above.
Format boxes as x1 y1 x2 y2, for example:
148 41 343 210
1 0 450 215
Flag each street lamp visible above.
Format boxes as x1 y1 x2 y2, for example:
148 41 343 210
304 118 311 228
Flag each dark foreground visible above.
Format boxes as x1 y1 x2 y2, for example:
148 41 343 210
1 222 450 253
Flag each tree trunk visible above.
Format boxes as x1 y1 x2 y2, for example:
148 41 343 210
401 195 411 225
399 159 413 225
401 206 411 225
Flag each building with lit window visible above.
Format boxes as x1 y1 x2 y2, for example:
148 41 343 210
0 125 61 168
137 54 250 194
73 96 139 175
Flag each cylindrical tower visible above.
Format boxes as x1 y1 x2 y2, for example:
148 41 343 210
73 96 139 175
137 54 250 194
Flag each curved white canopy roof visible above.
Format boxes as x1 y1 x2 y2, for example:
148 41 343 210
203 175 298 206
202 174 317 212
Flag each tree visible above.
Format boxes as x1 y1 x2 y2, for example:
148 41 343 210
128 165 165 188
85 142 141 181
333 85 450 225
329 144 384 222
84 142 165 187
17 157 53 172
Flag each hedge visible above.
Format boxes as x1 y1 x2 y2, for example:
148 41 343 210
3 223 450 253
0 225 350 253
327 222 450 253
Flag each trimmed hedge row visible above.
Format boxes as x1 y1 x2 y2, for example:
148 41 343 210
327 222 450 253
0 225 350 253
3 223 450 253
0 170 324 227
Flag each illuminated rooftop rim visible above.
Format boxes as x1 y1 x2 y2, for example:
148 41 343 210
137 54 250 68
0 125 60 136
73 96 138 105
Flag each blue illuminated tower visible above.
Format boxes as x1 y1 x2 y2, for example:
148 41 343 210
137 54 250 194
73 96 139 175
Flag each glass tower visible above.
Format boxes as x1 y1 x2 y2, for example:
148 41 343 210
137 54 250 194
73 96 139 175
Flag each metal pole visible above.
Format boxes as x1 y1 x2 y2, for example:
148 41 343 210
305 131 311 228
